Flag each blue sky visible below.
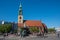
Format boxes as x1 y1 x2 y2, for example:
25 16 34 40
0 0 60 28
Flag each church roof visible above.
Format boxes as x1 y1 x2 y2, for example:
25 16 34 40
18 20 47 28
24 20 43 27
42 23 47 29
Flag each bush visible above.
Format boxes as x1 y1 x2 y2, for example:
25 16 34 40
29 26 39 33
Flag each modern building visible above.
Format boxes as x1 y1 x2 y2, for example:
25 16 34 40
18 3 48 33
0 20 12 24
55 28 60 31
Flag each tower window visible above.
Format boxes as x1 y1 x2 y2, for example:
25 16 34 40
20 17 21 19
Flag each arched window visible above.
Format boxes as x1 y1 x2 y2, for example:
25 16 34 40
19 17 21 19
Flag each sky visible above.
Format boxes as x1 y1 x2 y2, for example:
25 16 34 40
0 0 60 28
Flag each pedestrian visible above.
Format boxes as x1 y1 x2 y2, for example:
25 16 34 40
57 33 59 37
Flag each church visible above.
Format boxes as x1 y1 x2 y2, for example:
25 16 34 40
18 3 48 33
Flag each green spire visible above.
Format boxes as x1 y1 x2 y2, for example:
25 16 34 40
19 2 22 15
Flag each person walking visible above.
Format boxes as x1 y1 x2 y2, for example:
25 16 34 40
56 31 60 38
57 32 59 37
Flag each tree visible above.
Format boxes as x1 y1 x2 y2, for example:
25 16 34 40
0 24 12 34
48 28 56 33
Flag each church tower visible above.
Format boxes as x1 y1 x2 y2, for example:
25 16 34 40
18 3 23 24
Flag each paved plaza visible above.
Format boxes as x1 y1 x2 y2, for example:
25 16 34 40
0 34 60 40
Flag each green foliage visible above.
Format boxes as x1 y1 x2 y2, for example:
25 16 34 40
0 24 12 33
48 28 56 33
29 26 39 33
